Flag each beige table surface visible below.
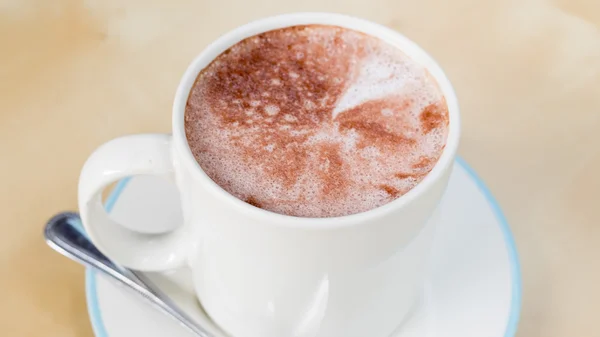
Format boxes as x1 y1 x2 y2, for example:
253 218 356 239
1 0 599 336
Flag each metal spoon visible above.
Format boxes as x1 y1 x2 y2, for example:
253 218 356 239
44 212 214 337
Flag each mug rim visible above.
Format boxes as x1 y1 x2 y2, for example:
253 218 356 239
172 12 460 228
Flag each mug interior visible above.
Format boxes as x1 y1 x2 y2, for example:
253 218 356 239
172 12 460 227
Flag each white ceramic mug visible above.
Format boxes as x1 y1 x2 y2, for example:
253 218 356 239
78 12 460 337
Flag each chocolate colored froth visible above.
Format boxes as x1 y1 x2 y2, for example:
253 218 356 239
185 25 449 217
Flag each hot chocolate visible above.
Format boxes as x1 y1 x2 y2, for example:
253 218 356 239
185 25 449 217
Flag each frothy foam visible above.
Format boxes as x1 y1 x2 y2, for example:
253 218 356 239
185 25 449 218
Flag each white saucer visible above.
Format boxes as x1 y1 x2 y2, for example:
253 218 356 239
85 158 521 337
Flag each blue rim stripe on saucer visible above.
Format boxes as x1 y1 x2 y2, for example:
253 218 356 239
85 178 131 337
85 158 522 337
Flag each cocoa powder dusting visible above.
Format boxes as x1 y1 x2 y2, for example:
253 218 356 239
245 196 262 208
379 184 401 198
395 172 418 179
316 142 346 197
184 25 450 217
337 98 417 150
420 100 449 134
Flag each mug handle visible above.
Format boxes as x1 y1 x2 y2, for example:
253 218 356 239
78 134 190 271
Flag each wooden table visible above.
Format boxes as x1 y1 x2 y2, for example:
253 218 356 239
1 0 599 336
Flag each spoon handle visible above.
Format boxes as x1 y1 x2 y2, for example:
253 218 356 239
44 212 213 337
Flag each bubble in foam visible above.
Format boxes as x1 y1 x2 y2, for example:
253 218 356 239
264 105 280 116
184 24 449 218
